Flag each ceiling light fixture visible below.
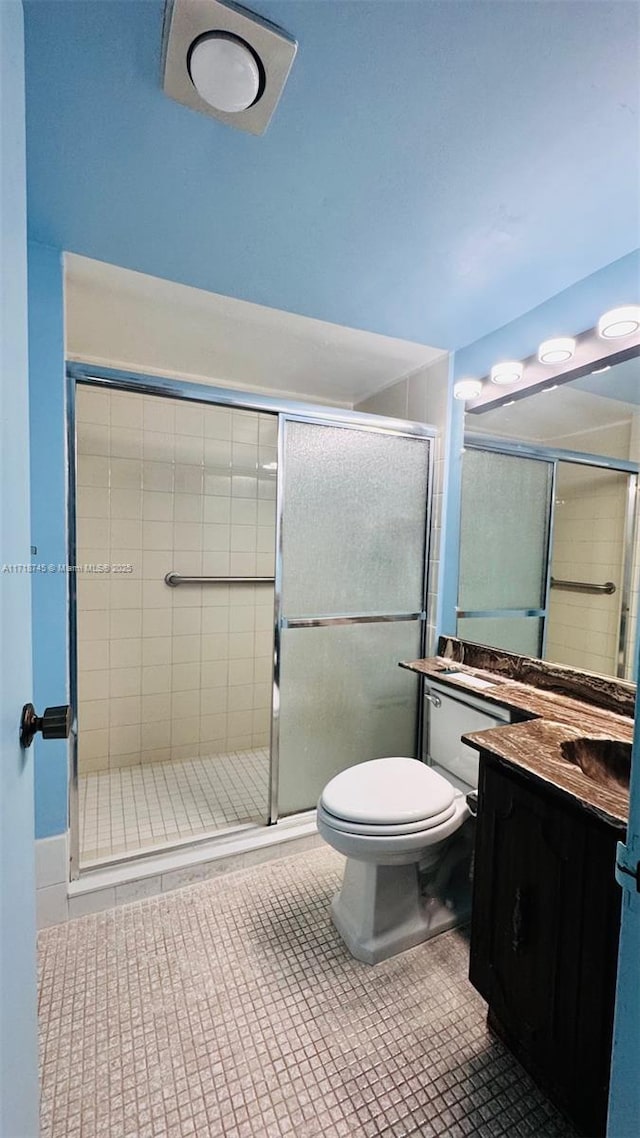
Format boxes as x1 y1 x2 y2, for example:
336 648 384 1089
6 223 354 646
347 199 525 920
454 378 482 401
163 0 297 135
597 305 640 340
538 337 576 365
188 33 262 113
490 360 523 386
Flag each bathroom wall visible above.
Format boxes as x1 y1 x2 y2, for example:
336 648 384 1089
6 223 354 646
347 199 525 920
0 4 40 1132
76 385 276 773
355 352 450 650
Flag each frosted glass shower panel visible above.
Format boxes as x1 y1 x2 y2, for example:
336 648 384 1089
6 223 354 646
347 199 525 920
281 422 429 616
457 616 543 657
277 620 422 815
459 450 552 610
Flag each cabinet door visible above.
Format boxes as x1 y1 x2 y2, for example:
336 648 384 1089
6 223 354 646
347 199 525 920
470 759 584 1084
470 755 622 1137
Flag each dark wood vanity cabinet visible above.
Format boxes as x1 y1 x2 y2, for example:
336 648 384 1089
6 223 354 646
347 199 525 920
469 753 623 1137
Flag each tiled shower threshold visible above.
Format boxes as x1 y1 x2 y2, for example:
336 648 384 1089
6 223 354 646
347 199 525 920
69 810 321 917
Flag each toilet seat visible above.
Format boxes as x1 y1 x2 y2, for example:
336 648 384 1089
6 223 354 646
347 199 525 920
317 799 457 837
319 756 455 829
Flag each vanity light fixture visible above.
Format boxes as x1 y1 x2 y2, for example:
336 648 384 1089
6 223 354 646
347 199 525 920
490 360 523 386
538 337 576 365
597 305 640 340
592 365 611 375
454 378 483 401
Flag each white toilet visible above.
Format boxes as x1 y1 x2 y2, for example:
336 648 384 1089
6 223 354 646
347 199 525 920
317 756 470 965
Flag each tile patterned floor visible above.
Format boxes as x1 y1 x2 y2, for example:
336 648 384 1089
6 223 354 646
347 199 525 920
38 847 577 1138
80 748 270 864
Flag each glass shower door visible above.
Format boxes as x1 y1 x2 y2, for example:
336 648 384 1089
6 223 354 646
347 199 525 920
275 417 431 816
457 448 554 655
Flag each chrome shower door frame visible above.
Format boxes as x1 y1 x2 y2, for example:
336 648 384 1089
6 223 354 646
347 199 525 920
269 411 435 824
67 363 436 876
459 433 639 677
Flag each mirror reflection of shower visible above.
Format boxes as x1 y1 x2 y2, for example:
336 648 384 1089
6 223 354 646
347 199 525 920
460 351 640 682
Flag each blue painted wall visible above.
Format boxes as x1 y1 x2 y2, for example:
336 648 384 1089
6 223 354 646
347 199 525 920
440 250 640 637
28 241 69 838
0 2 40 1132
452 249 640 381
23 0 640 351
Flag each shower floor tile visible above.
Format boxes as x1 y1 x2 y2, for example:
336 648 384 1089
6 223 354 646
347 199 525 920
79 747 270 864
38 847 577 1138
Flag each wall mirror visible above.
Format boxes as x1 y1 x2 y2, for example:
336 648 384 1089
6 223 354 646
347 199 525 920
458 345 640 682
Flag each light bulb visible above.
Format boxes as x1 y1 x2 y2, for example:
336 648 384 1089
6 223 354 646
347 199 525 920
597 306 640 340
538 337 575 365
189 33 261 113
454 378 482 401
490 360 523 386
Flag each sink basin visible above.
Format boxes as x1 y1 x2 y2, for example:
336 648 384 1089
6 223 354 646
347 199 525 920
434 665 504 690
559 737 631 791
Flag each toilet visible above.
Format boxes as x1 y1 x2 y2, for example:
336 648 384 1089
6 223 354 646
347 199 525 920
318 756 470 965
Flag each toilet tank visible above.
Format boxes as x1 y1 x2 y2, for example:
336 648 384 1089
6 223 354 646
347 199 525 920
423 680 512 791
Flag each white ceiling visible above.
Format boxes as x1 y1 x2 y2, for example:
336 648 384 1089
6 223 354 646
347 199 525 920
65 255 444 407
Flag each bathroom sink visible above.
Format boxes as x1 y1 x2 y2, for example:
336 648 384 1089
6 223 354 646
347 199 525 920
434 666 503 691
559 737 631 791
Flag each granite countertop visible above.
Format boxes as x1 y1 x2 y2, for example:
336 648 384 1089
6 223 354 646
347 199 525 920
401 653 633 827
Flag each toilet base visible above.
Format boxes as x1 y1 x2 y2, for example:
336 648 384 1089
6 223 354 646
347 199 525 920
331 856 466 965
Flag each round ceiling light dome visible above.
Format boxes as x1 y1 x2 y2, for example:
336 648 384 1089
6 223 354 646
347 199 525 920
538 337 576 365
188 32 263 114
597 305 640 340
453 378 482 401
490 360 523 386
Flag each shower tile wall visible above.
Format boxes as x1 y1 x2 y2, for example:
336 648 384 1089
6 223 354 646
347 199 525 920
628 413 640 680
75 386 276 774
546 464 626 676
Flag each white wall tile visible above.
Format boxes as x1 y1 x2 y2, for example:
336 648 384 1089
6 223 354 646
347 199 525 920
77 389 277 774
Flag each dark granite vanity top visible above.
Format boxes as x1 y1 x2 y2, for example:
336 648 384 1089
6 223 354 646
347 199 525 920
401 637 634 827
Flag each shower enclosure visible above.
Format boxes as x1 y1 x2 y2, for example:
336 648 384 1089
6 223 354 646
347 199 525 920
457 437 638 679
68 365 433 875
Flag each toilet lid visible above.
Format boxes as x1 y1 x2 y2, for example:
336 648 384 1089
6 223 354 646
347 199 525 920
319 757 455 826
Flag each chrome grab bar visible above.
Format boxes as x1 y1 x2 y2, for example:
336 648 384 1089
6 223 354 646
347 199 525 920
550 577 616 596
165 573 275 587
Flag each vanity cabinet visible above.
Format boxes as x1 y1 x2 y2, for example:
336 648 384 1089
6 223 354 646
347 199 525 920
469 752 623 1137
